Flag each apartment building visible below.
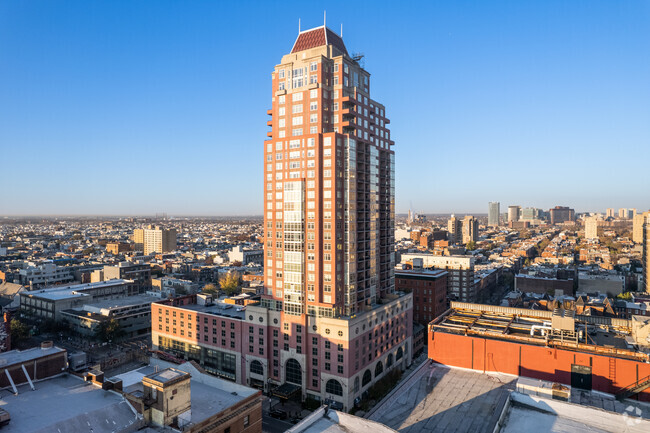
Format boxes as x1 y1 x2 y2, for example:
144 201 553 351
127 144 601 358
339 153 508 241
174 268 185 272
447 215 462 245
153 25 412 411
395 269 448 325
134 225 177 255
400 253 476 302
462 215 478 244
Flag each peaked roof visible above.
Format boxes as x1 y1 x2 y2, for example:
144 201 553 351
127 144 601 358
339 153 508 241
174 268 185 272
291 26 348 55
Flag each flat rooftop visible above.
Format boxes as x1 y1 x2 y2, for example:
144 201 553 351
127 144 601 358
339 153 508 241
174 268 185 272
394 269 448 278
0 374 139 433
84 294 159 311
430 302 647 362
173 302 247 320
369 363 515 433
23 279 133 300
144 368 189 385
0 345 65 367
117 364 257 426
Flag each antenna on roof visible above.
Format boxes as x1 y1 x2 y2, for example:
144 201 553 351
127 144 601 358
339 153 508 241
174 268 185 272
341 23 343 37
298 18 301 33
324 10 326 27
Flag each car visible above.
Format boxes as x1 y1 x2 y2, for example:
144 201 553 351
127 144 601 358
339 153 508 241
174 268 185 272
269 409 288 420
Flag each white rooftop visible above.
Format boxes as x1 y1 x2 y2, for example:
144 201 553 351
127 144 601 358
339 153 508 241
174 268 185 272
0 374 140 433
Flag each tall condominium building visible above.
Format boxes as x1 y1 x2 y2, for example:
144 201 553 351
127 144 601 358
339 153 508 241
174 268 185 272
134 225 177 255
618 208 628 219
447 215 462 244
507 205 521 224
462 215 478 244
642 212 650 293
633 213 646 244
549 206 575 225
152 25 414 413
584 216 599 241
488 202 500 227
606 208 615 219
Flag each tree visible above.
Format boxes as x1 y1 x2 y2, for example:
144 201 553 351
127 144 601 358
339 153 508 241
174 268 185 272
10 319 29 344
219 272 240 296
465 241 476 251
616 292 633 301
95 318 124 342
202 283 219 296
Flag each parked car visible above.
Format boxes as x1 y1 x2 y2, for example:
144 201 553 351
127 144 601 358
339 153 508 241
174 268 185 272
269 409 288 420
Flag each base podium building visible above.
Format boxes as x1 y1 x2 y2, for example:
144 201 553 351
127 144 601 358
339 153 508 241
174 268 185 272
428 302 650 402
153 25 412 411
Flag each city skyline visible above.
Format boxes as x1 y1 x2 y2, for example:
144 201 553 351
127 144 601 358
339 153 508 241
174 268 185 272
1 1 649 216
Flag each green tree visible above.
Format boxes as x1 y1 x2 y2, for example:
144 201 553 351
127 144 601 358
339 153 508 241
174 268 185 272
616 292 633 301
202 283 219 296
95 318 124 342
10 318 29 343
219 272 240 296
465 241 476 251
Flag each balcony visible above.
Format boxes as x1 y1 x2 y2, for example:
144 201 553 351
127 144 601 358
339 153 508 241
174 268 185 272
267 109 273 116
341 96 356 107
341 108 356 118
267 120 273 127
267 131 273 138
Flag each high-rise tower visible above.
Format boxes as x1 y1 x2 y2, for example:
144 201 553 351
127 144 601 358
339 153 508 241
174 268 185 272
152 25 411 412
263 25 396 317
488 202 500 227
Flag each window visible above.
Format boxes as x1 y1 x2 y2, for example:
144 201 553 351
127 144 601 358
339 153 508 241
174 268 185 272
310 61 317 72
279 69 285 79
285 359 302 385
325 379 343 396
244 415 250 427
362 369 372 387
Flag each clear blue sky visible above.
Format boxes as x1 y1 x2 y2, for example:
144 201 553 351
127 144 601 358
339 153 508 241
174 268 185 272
1 0 648 216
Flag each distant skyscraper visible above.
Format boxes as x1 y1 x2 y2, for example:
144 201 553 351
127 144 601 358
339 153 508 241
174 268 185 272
584 216 599 241
606 208 615 219
407 209 413 224
488 202 500 227
447 215 462 244
462 215 478 244
549 206 575 225
521 207 541 221
134 225 177 255
619 208 628 219
507 206 521 224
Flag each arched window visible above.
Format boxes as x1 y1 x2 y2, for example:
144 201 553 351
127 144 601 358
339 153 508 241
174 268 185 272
387 354 393 368
396 347 403 361
325 379 343 396
375 361 383 377
353 377 360 393
362 369 372 387
285 359 302 385
250 360 263 376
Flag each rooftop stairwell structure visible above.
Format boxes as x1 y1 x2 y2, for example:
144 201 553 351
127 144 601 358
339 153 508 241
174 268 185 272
616 374 650 400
